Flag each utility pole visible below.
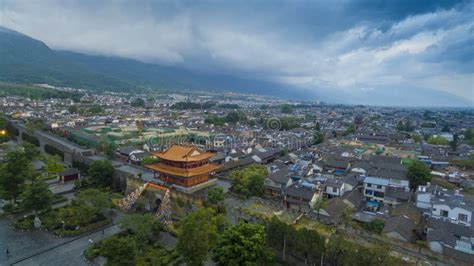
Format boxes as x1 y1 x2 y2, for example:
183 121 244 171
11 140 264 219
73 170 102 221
283 234 286 261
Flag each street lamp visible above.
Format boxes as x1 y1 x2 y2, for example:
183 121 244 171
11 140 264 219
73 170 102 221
0 129 6 135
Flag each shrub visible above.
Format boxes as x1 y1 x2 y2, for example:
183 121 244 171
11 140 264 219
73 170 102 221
13 215 35 230
3 202 14 213
54 218 112 237
364 219 385 234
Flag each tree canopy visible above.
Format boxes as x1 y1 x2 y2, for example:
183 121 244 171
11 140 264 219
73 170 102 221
130 97 145 108
20 180 54 215
212 222 271 266
119 213 163 244
407 160 431 190
88 160 115 188
44 155 65 178
177 208 226 266
207 186 225 205
100 235 137 265
280 104 293 114
0 149 35 202
427 135 449 145
75 188 110 213
230 164 268 198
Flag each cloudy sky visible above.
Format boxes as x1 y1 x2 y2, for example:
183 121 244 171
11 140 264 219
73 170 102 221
0 0 473 106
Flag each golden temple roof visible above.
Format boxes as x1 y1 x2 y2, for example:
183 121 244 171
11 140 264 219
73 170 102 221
145 163 220 178
151 144 215 162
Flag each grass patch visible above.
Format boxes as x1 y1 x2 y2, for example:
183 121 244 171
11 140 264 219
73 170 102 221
293 217 333 236
464 187 474 196
431 177 457 190
241 202 333 237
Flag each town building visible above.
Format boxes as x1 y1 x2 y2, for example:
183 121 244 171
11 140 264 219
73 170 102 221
146 144 220 187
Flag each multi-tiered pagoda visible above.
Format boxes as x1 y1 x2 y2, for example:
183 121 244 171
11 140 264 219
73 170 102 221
146 144 220 187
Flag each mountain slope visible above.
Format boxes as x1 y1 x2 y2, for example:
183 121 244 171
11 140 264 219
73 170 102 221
0 27 131 90
0 26 306 98
0 26 470 106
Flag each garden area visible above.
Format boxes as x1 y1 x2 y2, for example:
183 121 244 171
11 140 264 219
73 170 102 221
13 188 113 236
85 213 183 266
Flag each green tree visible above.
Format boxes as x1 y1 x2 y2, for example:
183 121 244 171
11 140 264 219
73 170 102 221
314 122 321 131
21 142 40 161
230 164 268 198
312 197 327 221
224 111 247 123
75 188 110 213
177 208 226 266
44 155 65 178
344 124 356 135
207 186 225 205
20 180 54 215
100 235 137 266
205 114 225 126
407 160 432 190
427 135 449 145
119 213 163 244
412 134 422 143
294 228 325 263
140 156 159 166
0 149 34 202
464 129 474 145
364 219 385 234
312 132 325 145
68 105 78 114
99 138 117 159
57 204 96 228
88 160 115 188
266 216 290 258
212 222 272 266
131 98 146 108
450 133 459 151
86 105 103 114
280 104 293 114
340 207 354 226
247 173 265 197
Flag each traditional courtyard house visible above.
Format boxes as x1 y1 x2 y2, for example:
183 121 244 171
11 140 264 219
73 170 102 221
264 168 292 199
324 178 346 198
323 157 351 174
382 203 422 242
426 219 474 263
416 184 473 227
362 173 410 205
284 181 320 212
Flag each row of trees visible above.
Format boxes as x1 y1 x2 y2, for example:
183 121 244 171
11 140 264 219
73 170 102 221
177 208 271 266
262 117 301 131
267 216 399 265
176 208 402 266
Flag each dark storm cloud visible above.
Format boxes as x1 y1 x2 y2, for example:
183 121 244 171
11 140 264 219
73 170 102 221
0 0 472 105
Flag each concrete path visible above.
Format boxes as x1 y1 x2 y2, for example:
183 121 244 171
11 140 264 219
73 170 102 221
12 225 120 266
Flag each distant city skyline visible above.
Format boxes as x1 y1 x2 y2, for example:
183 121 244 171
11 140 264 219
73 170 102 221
0 0 472 106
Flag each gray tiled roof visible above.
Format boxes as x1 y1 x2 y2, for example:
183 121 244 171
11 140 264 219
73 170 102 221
383 215 416 241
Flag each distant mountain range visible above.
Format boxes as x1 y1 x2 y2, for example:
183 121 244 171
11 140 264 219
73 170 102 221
0 26 308 99
0 26 471 107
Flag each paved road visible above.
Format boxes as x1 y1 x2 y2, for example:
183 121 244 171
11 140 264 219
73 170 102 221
0 210 123 266
12 225 120 266
0 218 71 266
